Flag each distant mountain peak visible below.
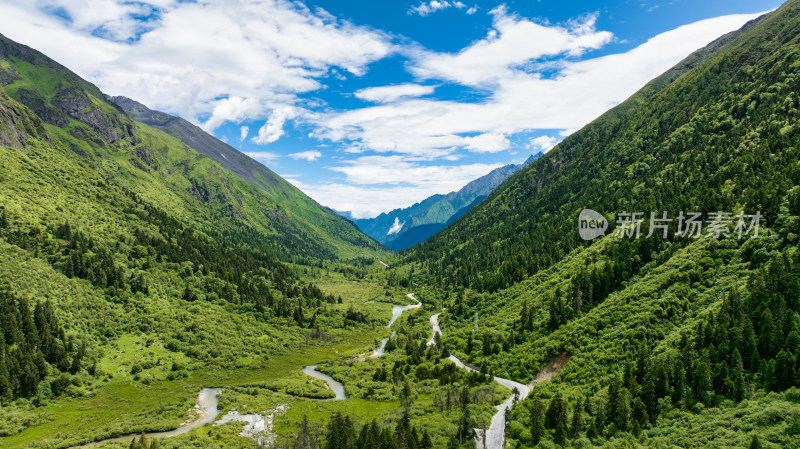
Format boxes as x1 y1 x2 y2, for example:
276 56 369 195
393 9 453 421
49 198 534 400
351 153 541 250
525 151 544 165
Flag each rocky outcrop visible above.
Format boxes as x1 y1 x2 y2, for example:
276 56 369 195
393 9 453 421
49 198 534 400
0 90 50 149
51 86 133 143
0 33 134 145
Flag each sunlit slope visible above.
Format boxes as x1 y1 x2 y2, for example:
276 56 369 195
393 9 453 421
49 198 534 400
0 32 382 260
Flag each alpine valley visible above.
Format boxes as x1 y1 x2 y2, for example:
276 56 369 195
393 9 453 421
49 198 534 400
1 1 800 449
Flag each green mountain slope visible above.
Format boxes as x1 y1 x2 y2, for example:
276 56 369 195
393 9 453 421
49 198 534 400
406 13 779 293
0 33 381 260
105 95 377 257
398 1 800 447
0 32 398 447
349 153 540 251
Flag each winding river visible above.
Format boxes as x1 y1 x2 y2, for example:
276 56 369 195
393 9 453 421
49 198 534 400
301 293 421 397
75 388 222 448
77 293 525 449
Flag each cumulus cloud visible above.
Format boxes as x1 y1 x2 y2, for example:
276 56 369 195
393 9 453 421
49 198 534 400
531 135 558 152
354 84 435 103
387 217 405 235
314 12 762 160
410 10 614 86
240 126 249 141
0 0 393 131
290 150 323 161
464 133 509 153
408 1 467 17
328 155 500 187
253 107 296 144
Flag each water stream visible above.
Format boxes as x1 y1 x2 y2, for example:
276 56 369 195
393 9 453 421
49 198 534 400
301 293 421 399
75 294 425 447
75 388 222 448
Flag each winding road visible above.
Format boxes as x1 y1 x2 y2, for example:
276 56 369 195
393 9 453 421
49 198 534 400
311 296 530 449
428 313 530 449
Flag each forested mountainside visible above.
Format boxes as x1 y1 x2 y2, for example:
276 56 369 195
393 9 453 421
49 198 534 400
393 0 800 446
350 153 541 251
405 11 773 293
0 31 399 447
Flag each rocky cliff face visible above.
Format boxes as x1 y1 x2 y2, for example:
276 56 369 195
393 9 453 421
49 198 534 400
0 90 49 149
0 33 134 146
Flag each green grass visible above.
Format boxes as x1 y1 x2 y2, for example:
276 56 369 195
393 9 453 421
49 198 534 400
0 323 390 448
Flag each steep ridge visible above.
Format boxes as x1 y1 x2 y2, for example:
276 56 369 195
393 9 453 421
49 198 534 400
0 32 380 259
107 96 287 192
351 153 541 251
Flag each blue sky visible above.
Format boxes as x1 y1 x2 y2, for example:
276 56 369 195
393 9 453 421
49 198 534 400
0 0 781 217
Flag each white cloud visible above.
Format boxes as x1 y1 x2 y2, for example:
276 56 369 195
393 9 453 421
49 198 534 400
410 11 614 86
466 5 478 15
354 84 435 103
531 135 558 152
408 1 468 17
314 12 763 160
328 155 500 187
387 217 404 235
240 125 249 141
290 150 323 161
253 107 296 144
464 133 509 153
0 0 393 131
292 162 498 217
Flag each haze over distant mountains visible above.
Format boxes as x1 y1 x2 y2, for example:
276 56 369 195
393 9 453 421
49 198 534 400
340 153 541 251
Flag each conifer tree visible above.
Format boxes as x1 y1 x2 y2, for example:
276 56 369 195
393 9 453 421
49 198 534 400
546 392 568 430
570 397 585 438
295 416 319 449
530 397 545 445
554 420 567 447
